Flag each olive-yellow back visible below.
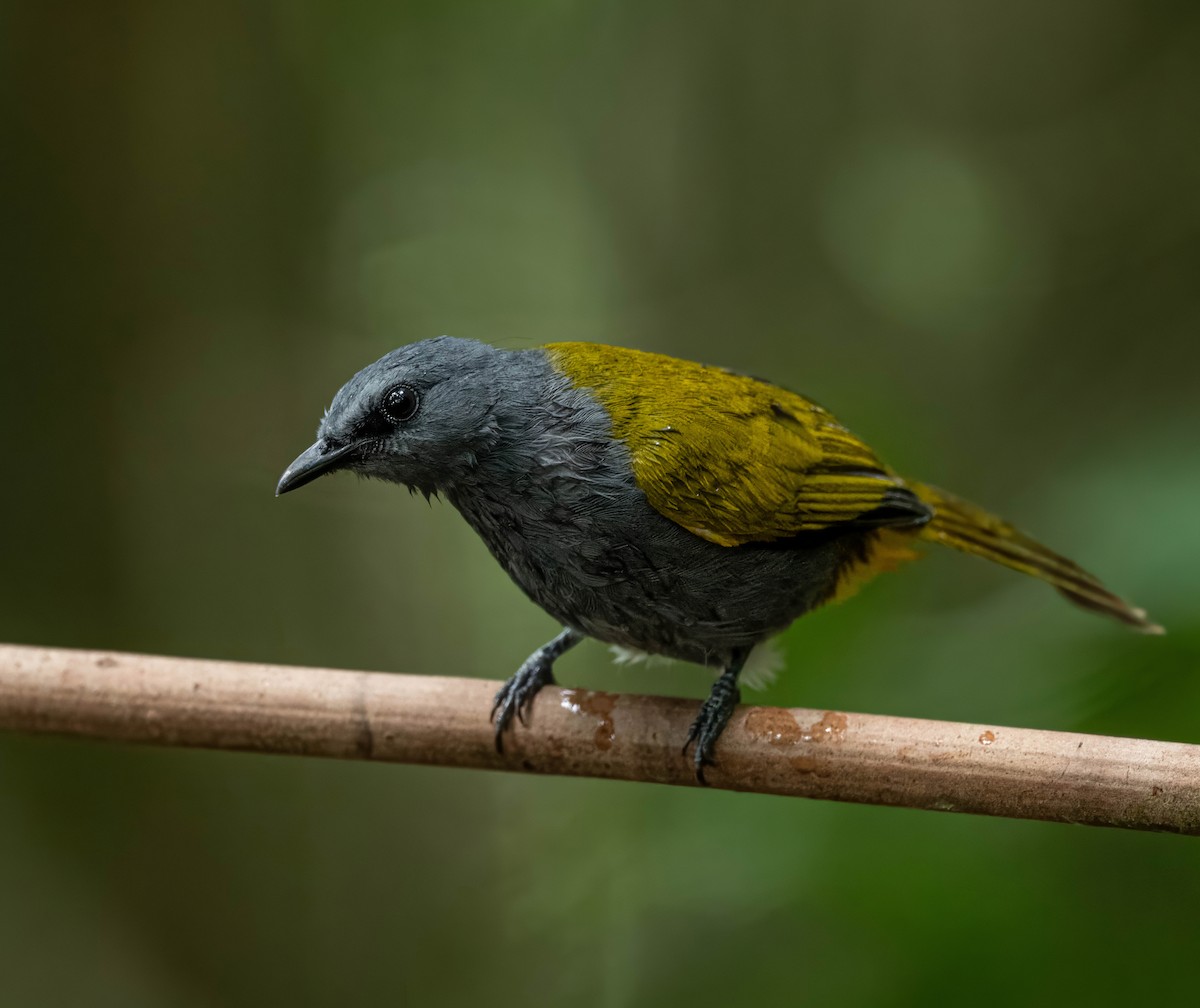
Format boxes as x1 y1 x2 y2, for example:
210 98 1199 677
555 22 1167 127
546 342 923 545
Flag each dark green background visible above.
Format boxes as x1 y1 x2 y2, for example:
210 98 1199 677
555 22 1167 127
3 2 1198 1005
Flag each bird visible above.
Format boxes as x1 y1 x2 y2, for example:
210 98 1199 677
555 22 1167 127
276 336 1161 777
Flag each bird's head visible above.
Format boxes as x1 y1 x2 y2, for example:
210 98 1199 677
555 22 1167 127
276 336 506 498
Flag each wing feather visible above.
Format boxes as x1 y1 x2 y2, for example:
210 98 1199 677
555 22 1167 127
546 343 930 546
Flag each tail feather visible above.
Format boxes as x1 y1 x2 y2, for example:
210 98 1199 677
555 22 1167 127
911 483 1163 634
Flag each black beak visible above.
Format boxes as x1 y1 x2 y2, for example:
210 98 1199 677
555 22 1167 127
275 440 358 496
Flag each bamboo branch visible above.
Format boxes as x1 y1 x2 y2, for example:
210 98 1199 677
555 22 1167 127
0 643 1196 834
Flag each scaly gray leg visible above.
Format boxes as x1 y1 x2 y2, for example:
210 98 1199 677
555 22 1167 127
684 649 749 782
492 628 583 751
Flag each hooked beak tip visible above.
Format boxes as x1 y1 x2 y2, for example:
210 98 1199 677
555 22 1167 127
275 440 357 497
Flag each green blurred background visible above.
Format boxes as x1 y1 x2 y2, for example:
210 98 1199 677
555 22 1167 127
3 2 1199 1004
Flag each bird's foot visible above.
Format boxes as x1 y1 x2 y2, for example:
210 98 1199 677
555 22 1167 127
683 664 743 784
491 655 556 749
491 628 582 752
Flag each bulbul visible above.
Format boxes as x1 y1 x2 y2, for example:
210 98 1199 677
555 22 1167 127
277 337 1159 776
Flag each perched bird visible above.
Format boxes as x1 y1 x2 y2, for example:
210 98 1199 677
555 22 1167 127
276 337 1160 775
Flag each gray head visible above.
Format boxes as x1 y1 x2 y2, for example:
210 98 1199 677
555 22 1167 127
276 336 509 497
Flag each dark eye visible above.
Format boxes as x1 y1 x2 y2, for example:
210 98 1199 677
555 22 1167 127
380 385 420 423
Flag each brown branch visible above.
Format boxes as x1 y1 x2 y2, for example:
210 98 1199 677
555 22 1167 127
0 643 1196 834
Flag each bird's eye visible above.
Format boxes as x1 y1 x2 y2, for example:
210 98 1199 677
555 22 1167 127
380 385 420 423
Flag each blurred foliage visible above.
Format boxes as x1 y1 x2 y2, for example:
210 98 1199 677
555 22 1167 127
2 1 1199 1005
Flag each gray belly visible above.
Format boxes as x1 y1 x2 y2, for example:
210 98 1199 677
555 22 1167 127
452 485 857 667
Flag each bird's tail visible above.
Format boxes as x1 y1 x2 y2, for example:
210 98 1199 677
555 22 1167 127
910 482 1162 634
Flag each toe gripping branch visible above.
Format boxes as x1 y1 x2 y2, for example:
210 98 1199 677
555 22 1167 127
491 628 583 751
684 651 748 783
493 632 747 785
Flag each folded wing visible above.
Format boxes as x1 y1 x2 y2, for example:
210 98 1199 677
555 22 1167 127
546 343 931 547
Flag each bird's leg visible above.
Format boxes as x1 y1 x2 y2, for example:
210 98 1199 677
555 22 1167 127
492 628 583 751
684 649 749 783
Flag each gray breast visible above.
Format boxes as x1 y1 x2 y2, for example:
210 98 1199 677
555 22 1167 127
447 351 856 665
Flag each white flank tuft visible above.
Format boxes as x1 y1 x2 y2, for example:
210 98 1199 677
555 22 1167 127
608 639 783 689
608 645 673 668
739 639 783 691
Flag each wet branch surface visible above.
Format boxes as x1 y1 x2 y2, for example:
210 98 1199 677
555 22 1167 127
1 643 1197 834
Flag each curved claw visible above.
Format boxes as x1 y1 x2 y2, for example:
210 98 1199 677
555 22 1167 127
491 657 555 752
490 629 583 753
516 696 533 727
683 663 744 784
682 714 721 785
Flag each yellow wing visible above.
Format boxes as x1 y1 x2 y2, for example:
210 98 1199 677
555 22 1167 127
545 343 931 546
